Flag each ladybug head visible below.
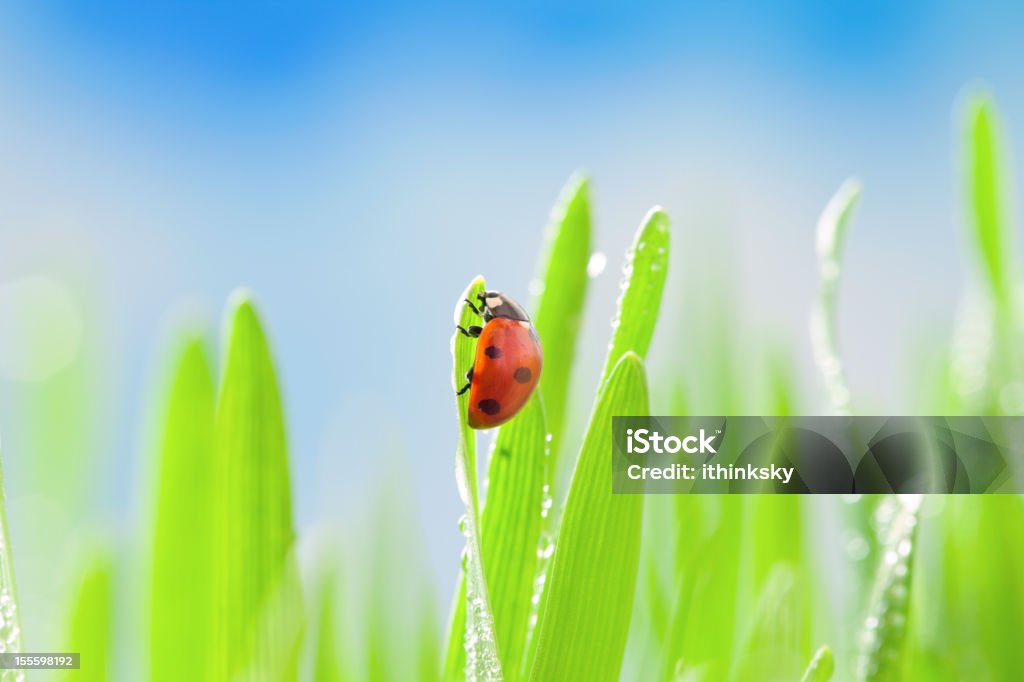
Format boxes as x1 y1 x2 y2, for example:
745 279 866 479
478 290 531 323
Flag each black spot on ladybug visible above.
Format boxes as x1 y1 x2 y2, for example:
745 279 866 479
484 345 503 359
513 367 532 384
478 399 501 415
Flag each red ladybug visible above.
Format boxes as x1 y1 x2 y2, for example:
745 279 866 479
456 290 543 429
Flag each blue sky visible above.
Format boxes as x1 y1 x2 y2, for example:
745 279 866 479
1 0 1023 650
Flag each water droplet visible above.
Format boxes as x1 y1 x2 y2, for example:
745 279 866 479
846 535 869 561
586 252 607 278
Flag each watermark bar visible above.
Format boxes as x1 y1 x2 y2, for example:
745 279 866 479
612 416 1024 494
0 653 80 669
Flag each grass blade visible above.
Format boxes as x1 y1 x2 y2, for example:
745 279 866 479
367 476 442 682
478 396 549 680
950 93 1023 412
212 291 303 681
150 336 216 682
0 442 23 659
448 397 552 680
442 583 467 680
856 496 921 681
932 496 1024 679
810 178 861 415
964 93 1015 310
417 593 442 682
63 551 114 682
449 276 503 681
0 449 22 669
530 173 591 457
800 646 835 682
528 352 649 682
313 571 344 682
730 564 809 681
661 498 741 680
600 208 670 384
448 173 587 679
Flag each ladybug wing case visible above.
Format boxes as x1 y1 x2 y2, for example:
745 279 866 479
467 318 542 429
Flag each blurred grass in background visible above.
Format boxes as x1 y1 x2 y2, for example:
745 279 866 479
0 88 1020 681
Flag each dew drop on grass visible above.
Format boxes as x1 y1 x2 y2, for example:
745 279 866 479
0 588 26 681
586 252 607 278
463 542 503 682
539 484 552 520
845 534 869 561
523 529 555 651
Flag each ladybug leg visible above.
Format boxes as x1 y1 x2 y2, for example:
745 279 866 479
464 298 482 316
455 366 474 395
456 325 482 338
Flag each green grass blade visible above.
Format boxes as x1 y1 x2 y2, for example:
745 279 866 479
367 475 442 682
212 291 303 681
446 174 585 675
63 551 114 682
442 581 467 681
811 178 861 415
0 443 23 657
856 496 921 681
965 93 1015 309
800 646 834 682
479 396 549 680
600 208 670 385
447 176 589 679
530 173 591 456
417 593 442 682
150 336 216 682
662 498 741 679
528 352 649 682
449 276 503 681
313 572 344 682
730 564 808 681
934 496 1024 679
968 497 1024 677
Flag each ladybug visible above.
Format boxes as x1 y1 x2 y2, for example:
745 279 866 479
456 290 543 429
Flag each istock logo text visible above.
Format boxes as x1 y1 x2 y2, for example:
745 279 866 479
625 428 718 455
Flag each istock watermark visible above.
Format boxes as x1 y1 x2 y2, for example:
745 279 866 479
612 416 1024 494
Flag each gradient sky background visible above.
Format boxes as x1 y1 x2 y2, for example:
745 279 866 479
1 0 1024 657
